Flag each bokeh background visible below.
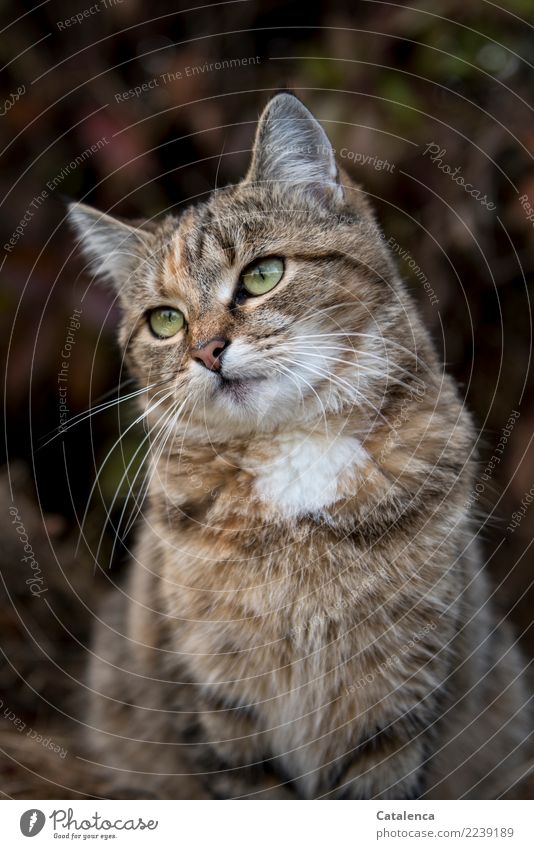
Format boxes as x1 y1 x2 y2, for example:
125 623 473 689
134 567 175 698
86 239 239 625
1 0 534 797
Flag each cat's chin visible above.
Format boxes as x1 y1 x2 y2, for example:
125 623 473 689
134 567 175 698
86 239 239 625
189 365 311 434
213 375 271 421
208 372 298 431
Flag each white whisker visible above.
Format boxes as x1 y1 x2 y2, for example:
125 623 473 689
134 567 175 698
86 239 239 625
276 359 330 432
122 395 192 541
287 348 422 394
40 379 168 448
98 397 185 568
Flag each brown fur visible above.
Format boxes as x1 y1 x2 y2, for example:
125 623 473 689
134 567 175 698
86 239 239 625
69 94 531 799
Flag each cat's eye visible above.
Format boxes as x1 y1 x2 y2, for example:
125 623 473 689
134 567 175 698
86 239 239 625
149 307 185 339
241 257 284 296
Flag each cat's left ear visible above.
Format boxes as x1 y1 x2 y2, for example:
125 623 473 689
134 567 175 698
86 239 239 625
245 93 343 204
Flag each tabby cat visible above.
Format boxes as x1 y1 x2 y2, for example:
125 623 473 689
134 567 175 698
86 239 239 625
69 93 530 799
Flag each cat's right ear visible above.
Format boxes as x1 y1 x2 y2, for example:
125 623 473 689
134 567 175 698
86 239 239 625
68 202 155 289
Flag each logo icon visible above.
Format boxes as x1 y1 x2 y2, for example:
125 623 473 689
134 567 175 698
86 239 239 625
20 810 46 837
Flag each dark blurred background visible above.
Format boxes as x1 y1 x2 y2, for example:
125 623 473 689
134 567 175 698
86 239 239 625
1 0 534 796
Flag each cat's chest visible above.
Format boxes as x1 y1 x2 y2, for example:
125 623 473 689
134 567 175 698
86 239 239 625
169 608 377 797
243 430 370 517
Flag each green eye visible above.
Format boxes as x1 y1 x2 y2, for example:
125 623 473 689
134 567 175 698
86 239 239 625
149 307 185 339
241 257 284 296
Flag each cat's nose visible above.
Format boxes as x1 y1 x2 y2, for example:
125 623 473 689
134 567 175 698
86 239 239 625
191 337 229 371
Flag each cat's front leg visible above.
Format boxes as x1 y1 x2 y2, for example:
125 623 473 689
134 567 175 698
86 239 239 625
328 724 430 800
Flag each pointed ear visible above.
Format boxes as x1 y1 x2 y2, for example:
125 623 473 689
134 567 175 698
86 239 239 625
68 202 155 288
245 93 342 203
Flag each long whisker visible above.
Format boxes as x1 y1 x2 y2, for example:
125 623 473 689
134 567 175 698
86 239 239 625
284 300 363 326
39 379 169 449
41 377 137 443
121 394 192 542
96 396 184 569
287 348 423 395
275 360 321 424
291 331 432 373
273 364 305 409
275 359 330 432
278 355 395 432
286 340 426 386
170 393 201 464
160 395 201 529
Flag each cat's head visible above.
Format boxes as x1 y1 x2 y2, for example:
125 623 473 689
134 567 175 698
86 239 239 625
69 93 416 441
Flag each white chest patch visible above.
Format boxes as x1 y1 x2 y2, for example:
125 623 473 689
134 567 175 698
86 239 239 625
249 432 368 517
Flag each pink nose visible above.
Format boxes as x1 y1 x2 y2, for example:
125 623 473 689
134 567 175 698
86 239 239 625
191 337 229 371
